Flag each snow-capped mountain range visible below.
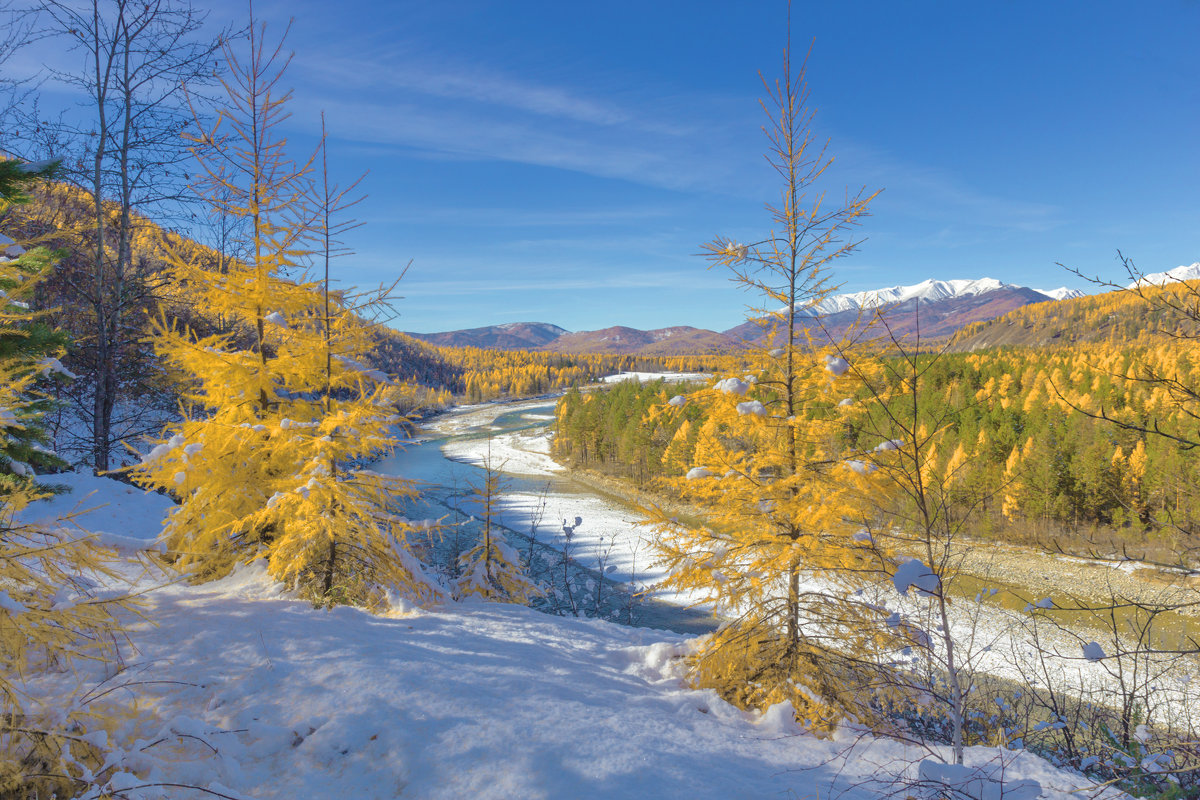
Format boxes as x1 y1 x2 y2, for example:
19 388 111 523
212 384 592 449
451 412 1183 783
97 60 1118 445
1035 286 1086 301
799 277 1083 316
409 264 1197 353
1127 261 1200 289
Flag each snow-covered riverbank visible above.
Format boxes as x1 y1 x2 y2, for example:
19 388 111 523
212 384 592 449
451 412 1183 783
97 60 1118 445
424 398 1200 732
429 400 716 612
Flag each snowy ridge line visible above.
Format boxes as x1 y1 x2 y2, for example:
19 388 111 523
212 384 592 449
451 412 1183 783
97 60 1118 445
799 277 1013 316
1127 261 1200 289
790 276 1091 317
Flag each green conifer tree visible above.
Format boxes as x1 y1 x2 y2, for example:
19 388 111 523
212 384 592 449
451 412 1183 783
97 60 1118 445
0 159 71 488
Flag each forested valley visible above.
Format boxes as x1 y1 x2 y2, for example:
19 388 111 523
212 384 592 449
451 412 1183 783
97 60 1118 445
553 317 1200 562
2 1 1200 799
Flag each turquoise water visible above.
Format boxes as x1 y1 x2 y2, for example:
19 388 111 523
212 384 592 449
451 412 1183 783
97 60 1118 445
372 402 559 495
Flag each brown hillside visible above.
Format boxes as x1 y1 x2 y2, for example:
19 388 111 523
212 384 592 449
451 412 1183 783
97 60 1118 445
406 322 568 350
948 282 1200 351
724 287 1053 347
547 325 735 355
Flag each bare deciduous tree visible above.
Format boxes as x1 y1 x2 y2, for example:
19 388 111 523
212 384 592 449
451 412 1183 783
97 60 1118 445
32 0 224 471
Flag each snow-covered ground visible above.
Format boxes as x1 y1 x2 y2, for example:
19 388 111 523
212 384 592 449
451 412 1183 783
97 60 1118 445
19 403 1188 798
442 428 562 478
601 371 710 384
21 474 1120 800
20 469 173 554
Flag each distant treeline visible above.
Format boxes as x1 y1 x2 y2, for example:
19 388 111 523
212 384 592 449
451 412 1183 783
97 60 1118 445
372 332 741 403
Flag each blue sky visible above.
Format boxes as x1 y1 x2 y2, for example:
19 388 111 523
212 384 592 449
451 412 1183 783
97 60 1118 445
25 1 1200 333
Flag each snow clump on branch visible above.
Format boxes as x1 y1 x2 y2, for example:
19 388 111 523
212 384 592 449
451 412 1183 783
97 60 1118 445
714 378 748 395
736 400 766 416
893 558 939 596
823 355 850 376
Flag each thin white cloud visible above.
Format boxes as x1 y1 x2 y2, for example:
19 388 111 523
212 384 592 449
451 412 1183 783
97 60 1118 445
312 55 632 127
357 205 677 228
386 272 731 297
836 142 1064 235
290 90 747 193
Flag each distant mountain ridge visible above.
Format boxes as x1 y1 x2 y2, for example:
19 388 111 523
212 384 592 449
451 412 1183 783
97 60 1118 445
548 326 737 355
800 277 1014 316
407 322 568 350
950 262 1200 351
1127 262 1200 289
1037 287 1086 301
727 284 1055 346
406 271 1200 354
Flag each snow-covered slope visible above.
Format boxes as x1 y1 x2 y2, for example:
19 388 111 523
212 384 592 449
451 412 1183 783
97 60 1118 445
21 473 1118 800
1035 286 1086 301
1127 261 1200 288
18 469 173 554
90 567 1107 800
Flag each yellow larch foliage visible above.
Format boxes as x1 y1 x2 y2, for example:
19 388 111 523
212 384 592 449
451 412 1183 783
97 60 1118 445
648 349 898 731
943 442 970 486
660 418 695 475
0 294 132 790
128 17 440 606
1001 439 1036 521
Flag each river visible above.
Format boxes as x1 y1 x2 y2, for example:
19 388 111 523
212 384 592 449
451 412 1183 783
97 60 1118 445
372 396 717 633
373 392 1200 725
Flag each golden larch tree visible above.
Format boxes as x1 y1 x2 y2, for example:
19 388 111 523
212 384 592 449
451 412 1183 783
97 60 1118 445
130 14 440 606
645 38 894 730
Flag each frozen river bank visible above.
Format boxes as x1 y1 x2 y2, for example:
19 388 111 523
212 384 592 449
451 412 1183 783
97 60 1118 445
372 398 716 632
375 394 1200 730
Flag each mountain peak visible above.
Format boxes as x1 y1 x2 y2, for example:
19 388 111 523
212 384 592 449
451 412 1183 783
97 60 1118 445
1036 287 1086 301
800 277 1016 316
1127 262 1200 289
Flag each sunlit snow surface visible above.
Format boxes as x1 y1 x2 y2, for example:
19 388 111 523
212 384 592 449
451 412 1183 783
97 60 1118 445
18 469 173 553
32 555 1113 799
10 444 1127 798
601 371 710 384
7 410 1158 798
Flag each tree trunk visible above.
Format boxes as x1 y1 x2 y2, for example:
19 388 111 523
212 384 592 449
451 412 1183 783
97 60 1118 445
322 540 337 598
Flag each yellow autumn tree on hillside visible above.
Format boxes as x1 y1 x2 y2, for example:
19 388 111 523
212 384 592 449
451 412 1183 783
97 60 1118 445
129 14 440 606
645 38 895 730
